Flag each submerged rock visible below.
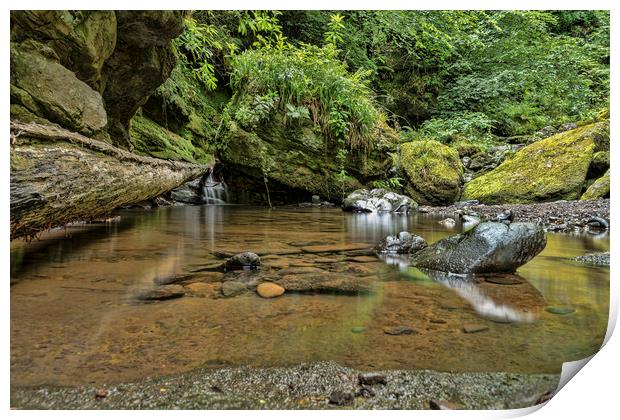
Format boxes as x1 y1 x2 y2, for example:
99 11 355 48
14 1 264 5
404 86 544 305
342 188 417 213
410 222 546 274
383 326 417 335
545 306 576 315
462 324 489 334
220 281 248 297
133 284 185 301
224 252 261 271
275 273 373 294
438 218 456 227
375 232 427 254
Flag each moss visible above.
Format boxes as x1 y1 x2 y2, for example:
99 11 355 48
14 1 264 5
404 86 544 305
400 140 463 205
129 115 214 165
450 138 483 158
10 104 52 126
221 121 362 200
588 151 610 179
150 65 227 151
581 170 610 201
462 121 606 204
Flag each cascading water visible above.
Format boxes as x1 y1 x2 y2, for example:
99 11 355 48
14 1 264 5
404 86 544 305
202 169 229 205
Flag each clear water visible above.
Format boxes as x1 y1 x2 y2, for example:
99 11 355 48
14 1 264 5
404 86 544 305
10 206 609 387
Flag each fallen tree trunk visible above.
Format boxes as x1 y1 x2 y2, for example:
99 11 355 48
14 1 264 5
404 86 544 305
10 121 212 239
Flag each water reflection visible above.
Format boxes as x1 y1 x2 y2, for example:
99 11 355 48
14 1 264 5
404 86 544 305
407 268 539 324
10 206 609 387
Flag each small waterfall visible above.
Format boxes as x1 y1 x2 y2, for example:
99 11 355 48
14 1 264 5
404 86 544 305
202 169 229 205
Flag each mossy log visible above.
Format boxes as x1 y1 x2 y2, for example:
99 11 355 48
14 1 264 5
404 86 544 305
10 121 211 239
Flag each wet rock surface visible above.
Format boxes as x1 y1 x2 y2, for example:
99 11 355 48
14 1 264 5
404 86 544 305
224 252 261 271
410 222 547 274
9 361 560 409
419 199 609 233
343 188 417 213
375 231 427 254
133 284 185 301
275 273 374 295
220 281 249 297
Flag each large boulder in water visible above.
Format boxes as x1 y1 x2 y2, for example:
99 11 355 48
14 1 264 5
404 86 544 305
342 188 417 213
462 121 609 204
410 222 546 274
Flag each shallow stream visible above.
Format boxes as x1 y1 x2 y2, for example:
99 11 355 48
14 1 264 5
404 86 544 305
10 206 609 387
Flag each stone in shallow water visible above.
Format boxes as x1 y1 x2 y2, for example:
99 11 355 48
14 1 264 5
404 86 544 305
275 273 374 294
220 281 248 297
462 324 489 333
277 267 324 275
300 243 371 254
545 306 576 315
383 326 417 335
133 284 185 301
375 231 427 254
257 282 285 298
224 252 261 271
185 282 217 297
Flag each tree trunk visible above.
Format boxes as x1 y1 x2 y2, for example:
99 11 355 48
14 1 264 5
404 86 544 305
10 121 212 239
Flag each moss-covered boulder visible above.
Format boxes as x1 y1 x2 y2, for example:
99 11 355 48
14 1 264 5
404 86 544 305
221 120 363 200
10 45 107 135
10 11 188 150
129 115 213 165
581 170 610 201
399 140 464 206
462 122 608 204
10 11 117 90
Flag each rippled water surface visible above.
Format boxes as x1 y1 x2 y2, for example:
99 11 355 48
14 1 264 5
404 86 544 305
10 206 609 387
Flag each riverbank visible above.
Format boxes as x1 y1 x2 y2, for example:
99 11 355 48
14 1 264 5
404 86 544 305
420 198 610 233
10 361 559 410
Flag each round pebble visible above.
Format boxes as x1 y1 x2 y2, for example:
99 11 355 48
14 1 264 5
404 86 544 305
257 282 285 298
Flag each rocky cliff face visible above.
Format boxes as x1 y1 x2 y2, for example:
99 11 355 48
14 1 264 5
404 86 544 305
10 10 187 148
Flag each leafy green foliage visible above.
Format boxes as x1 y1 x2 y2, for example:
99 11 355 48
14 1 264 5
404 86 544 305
229 44 385 151
324 13 345 46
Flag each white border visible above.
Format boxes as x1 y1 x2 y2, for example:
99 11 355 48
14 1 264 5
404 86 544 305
3 1 617 418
